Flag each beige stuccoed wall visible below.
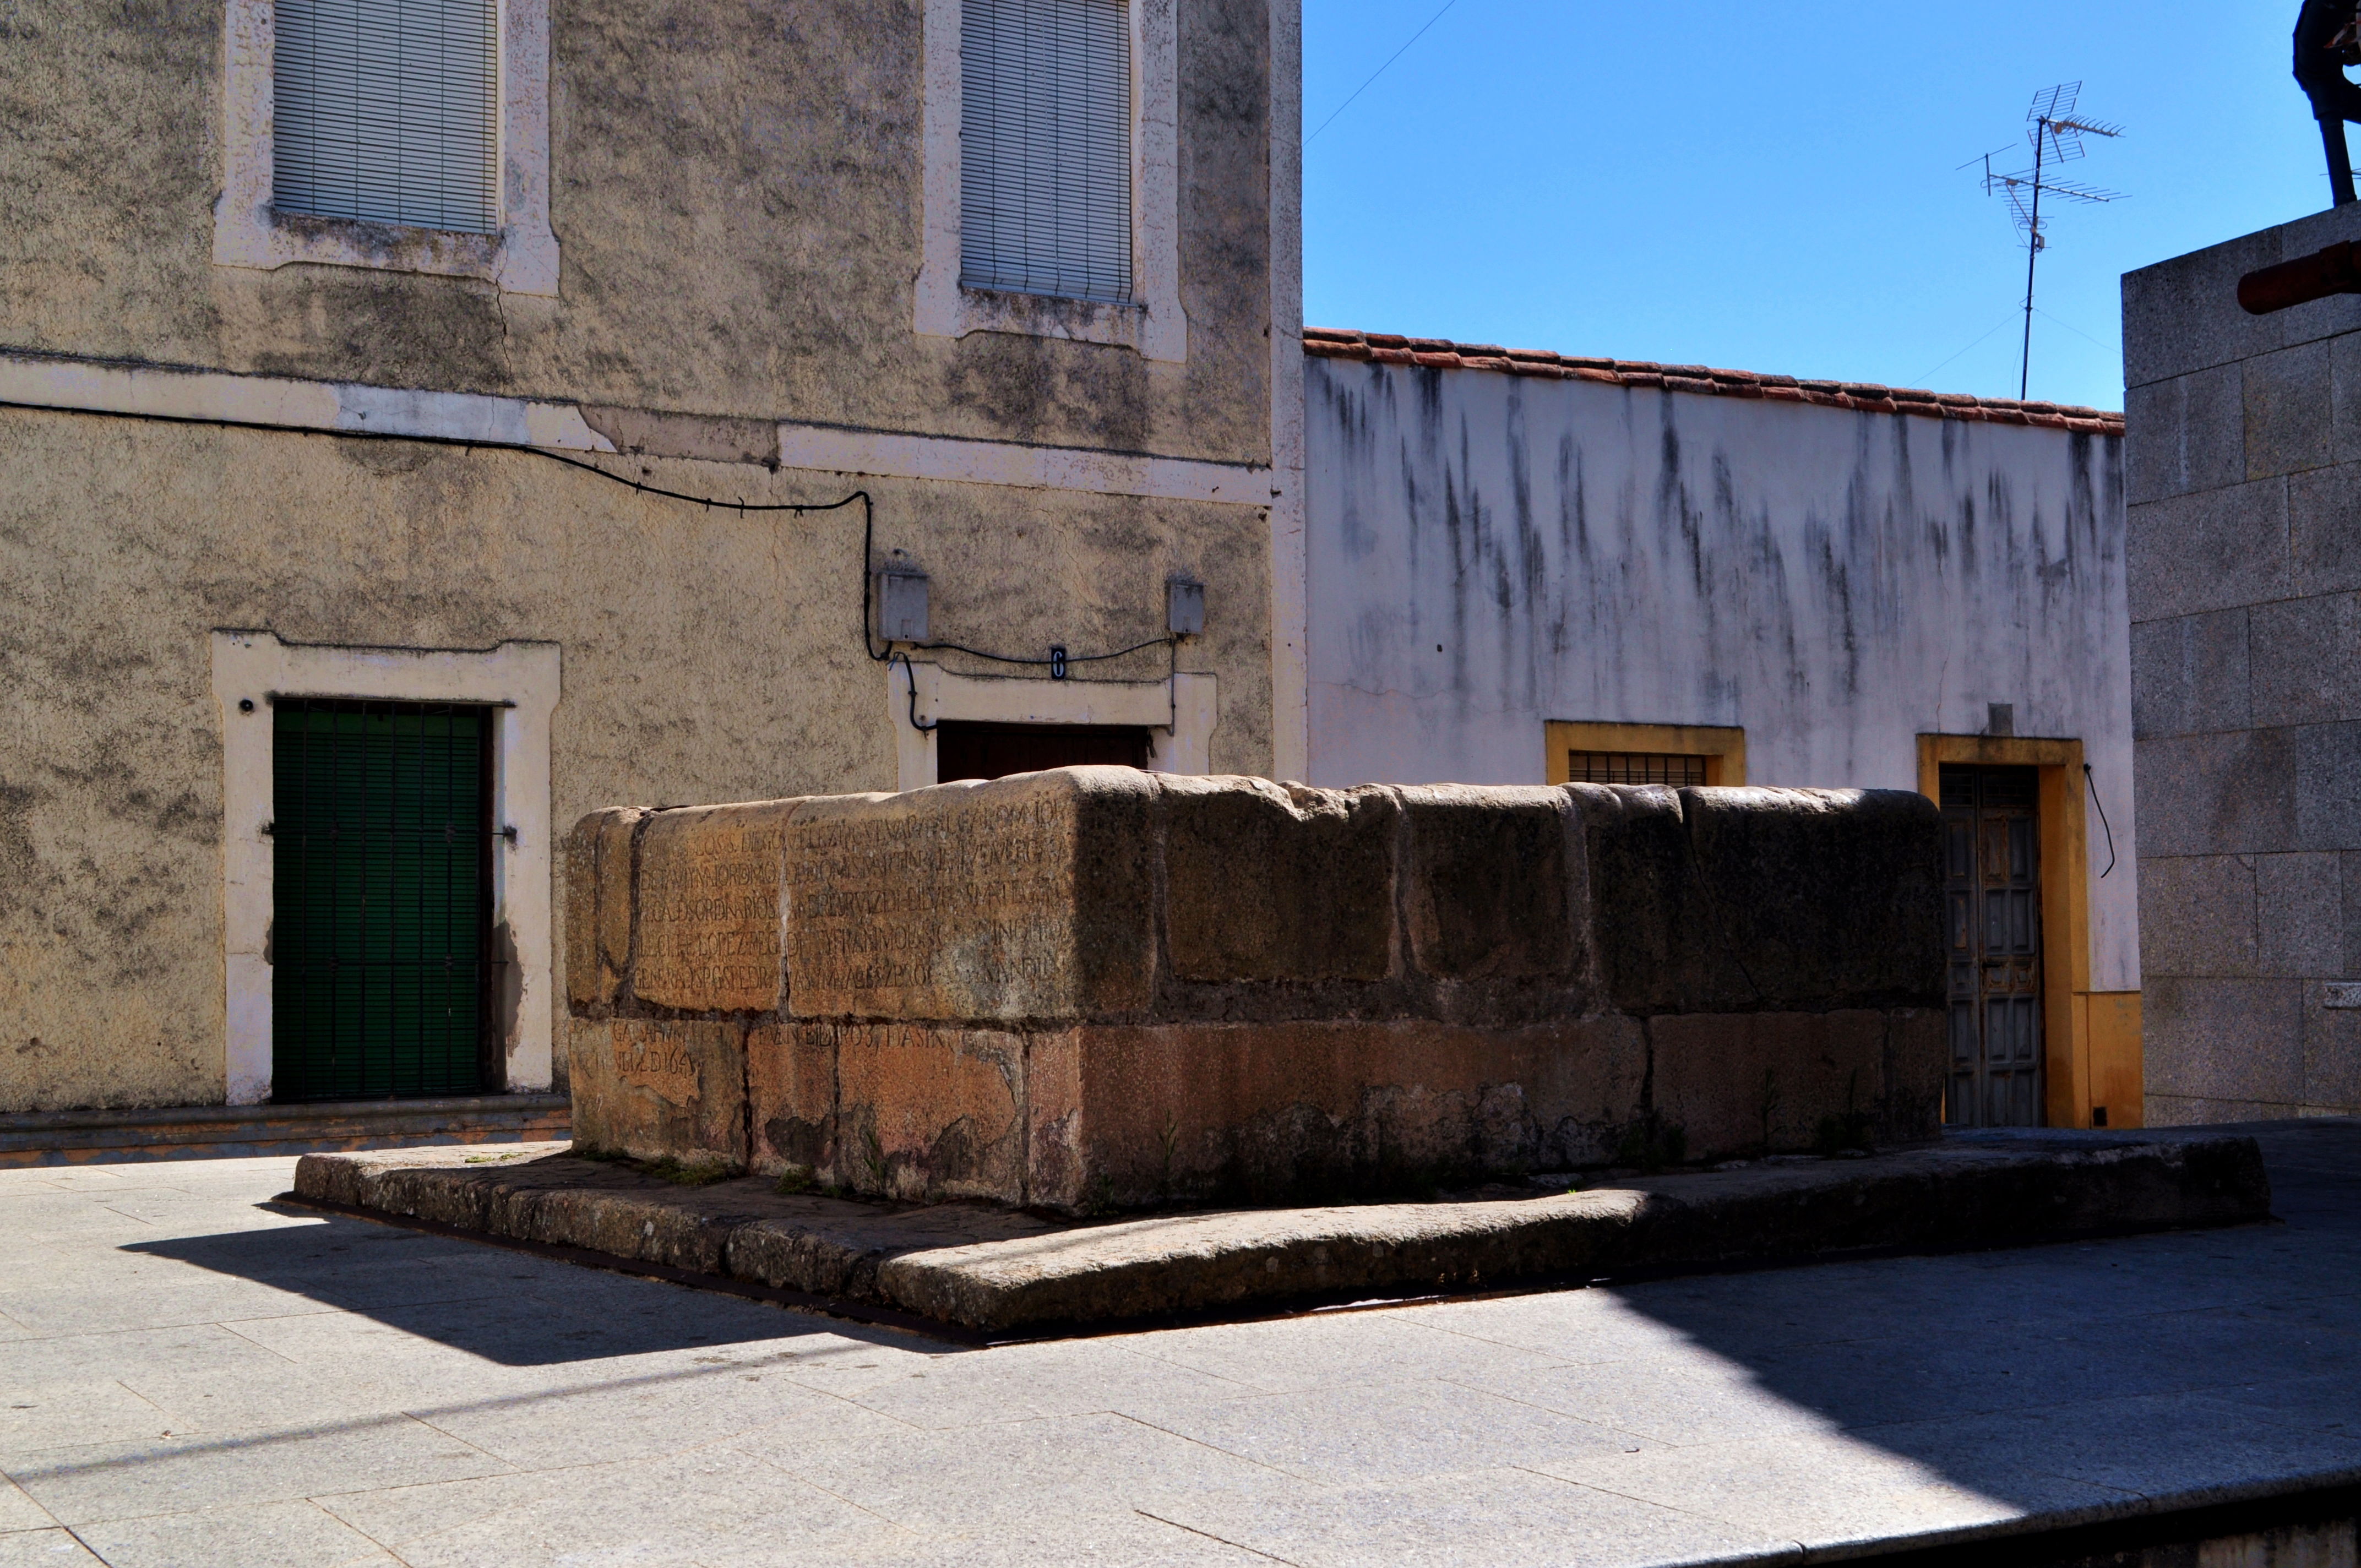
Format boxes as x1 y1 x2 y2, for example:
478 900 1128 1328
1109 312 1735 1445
0 0 1272 467
0 406 1274 1113
0 0 1295 1112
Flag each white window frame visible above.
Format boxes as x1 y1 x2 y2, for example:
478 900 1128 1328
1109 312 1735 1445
213 0 561 295
890 662 1216 792
916 0 1187 362
210 631 561 1104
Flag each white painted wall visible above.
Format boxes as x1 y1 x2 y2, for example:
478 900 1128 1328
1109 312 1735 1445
1304 359 2140 992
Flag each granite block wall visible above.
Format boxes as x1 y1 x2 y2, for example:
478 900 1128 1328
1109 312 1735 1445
2123 207 2361 1123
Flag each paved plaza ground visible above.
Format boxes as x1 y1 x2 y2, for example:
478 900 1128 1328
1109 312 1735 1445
1 1121 2357 1567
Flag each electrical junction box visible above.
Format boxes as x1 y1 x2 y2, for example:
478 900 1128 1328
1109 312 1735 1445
877 569 930 643
1167 579 1205 637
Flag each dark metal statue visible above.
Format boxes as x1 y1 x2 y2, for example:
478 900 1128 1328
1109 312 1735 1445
2297 0 2361 205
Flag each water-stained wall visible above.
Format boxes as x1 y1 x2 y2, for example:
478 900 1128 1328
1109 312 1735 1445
0 0 1274 467
1304 357 2139 995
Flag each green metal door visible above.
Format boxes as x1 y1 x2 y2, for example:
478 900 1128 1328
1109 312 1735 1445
271 701 496 1101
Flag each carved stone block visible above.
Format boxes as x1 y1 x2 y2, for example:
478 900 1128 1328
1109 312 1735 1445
1160 776 1395 983
782 769 1155 1023
567 1016 747 1169
634 800 800 1013
563 807 646 1009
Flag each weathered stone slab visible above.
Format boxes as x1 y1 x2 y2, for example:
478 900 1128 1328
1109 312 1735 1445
1160 777 1395 983
1048 1017 1650 1211
1649 1009 1945 1158
563 807 646 1008
782 769 1155 1022
753 1015 1647 1209
748 1021 834 1179
1568 784 1943 1015
1678 787 1946 1011
834 1023 1028 1203
633 799 799 1012
294 1129 2275 1335
568 1016 747 1169
1396 784 1586 990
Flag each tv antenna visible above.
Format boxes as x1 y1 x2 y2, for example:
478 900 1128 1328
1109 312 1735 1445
1967 83 2125 400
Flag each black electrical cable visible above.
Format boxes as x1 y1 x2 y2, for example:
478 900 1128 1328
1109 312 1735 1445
0 388 871 515
855 504 1176 672
2083 763 2117 878
8 390 1184 693
896 652 937 734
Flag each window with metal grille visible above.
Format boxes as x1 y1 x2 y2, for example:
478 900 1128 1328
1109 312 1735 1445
271 701 499 1102
960 0 1134 303
273 0 500 234
1568 752 1710 787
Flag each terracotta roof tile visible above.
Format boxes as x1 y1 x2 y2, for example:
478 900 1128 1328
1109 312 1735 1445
1301 328 2125 434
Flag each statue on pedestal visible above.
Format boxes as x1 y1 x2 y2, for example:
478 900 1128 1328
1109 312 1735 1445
2297 0 2361 205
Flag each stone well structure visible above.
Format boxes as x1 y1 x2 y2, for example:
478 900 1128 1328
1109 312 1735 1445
564 769 1945 1212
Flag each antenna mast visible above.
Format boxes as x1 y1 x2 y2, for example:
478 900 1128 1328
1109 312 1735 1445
1977 84 2125 400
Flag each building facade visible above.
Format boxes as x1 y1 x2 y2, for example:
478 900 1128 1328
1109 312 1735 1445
2123 206 2361 1125
1 0 1305 1114
2 0 2166 1137
1299 331 2142 1130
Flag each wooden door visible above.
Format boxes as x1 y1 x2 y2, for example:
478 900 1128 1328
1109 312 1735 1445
1941 764 2044 1126
272 701 496 1102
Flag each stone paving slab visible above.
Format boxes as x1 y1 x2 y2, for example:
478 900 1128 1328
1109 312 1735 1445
1 1121 2357 1566
291 1128 2272 1335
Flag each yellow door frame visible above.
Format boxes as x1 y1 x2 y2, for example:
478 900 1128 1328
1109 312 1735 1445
1544 721 1748 786
1915 734 2141 1129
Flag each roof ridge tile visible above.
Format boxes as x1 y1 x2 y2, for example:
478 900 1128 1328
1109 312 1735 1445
1299 328 2125 430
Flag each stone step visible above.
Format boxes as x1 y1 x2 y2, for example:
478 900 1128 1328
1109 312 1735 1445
290 1127 2272 1339
0 1093 570 1168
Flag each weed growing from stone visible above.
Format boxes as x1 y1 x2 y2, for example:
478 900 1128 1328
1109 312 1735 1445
640 1156 735 1186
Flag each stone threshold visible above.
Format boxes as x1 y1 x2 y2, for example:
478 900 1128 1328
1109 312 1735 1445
288 1128 2273 1341
0 1093 569 1168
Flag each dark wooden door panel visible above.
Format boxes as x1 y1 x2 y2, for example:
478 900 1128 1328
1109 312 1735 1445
1940 764 2044 1128
271 701 496 1103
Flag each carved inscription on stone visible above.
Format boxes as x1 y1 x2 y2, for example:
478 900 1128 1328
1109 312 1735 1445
634 802 797 1012
785 785 1078 1021
613 1023 700 1106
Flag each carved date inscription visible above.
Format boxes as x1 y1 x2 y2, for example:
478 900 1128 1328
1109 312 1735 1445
635 806 792 1012
614 1023 700 1106
786 793 1075 1020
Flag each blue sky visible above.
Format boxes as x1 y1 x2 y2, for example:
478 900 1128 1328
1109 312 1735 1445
1302 2 2327 412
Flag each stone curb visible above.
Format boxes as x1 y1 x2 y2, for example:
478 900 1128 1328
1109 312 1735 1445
1 1094 569 1168
292 1130 2272 1336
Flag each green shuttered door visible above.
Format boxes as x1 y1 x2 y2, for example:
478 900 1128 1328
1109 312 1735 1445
272 701 494 1101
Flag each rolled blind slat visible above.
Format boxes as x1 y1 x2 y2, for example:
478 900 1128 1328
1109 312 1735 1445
274 0 499 235
960 0 1134 304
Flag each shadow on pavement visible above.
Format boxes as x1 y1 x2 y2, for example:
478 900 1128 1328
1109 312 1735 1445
121 1205 947 1366
1586 1119 2361 1523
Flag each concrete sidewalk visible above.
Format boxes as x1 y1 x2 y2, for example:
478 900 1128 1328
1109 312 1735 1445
1 1121 2357 1566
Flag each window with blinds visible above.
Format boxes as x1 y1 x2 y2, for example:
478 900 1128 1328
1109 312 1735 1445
960 0 1134 304
273 0 501 235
